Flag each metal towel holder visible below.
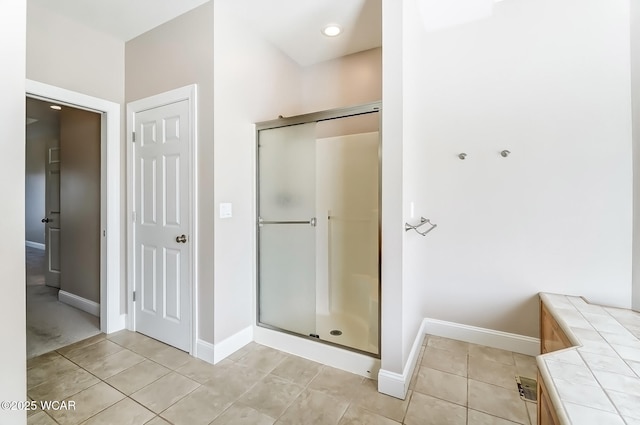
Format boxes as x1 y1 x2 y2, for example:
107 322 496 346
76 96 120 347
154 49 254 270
405 217 437 236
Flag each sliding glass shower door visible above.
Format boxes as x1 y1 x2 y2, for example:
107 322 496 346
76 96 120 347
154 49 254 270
258 123 317 336
257 105 380 356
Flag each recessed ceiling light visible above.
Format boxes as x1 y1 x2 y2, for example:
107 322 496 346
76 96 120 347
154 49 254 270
322 24 342 37
50 105 62 110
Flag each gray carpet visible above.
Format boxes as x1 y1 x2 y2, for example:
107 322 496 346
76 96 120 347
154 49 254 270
26 246 101 359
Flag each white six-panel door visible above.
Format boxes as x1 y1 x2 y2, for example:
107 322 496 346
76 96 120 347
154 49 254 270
133 99 191 351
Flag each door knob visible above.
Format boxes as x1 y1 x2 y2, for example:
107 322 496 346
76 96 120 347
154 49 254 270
176 234 187 243
41 218 50 223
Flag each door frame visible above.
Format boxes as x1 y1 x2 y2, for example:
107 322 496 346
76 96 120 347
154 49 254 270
26 79 124 334
126 84 198 355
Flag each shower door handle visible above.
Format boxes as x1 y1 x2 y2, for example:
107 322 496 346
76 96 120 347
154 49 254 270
258 217 317 227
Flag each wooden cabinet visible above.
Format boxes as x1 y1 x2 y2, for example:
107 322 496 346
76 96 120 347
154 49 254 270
540 301 572 354
538 372 560 425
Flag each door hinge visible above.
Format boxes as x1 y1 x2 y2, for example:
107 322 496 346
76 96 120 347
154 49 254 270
132 291 136 302
132 132 136 143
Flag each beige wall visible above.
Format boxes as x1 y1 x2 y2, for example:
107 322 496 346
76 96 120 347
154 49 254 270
0 1 27 424
27 2 124 104
27 1 127 312
300 48 382 113
25 136 49 245
60 107 102 304
213 1 303 343
126 1 215 342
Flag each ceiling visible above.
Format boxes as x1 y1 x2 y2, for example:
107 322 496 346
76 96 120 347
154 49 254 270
28 0 381 67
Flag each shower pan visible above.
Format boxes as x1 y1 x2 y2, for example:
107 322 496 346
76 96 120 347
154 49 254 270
256 102 381 356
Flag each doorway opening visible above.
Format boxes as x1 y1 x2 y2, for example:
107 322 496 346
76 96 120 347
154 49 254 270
25 79 124 359
25 97 102 358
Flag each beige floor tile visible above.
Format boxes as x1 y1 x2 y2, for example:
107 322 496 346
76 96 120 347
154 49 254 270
404 392 466 425
144 417 172 425
28 355 81 389
56 334 106 357
81 349 146 379
130 372 200 414
126 336 172 358
426 336 469 355
468 409 521 425
469 344 515 366
513 353 538 379
146 345 191 370
80 398 154 425
351 379 410 422
270 355 323 387
160 386 234 425
338 405 401 425
228 342 260 362
105 359 170 395
468 379 529 424
210 403 275 425
308 366 364 401
63 340 124 364
202 360 267 399
28 351 64 370
421 346 468 377
144 416 171 425
239 374 304 419
47 382 125 425
175 357 220 383
525 402 537 425
276 389 349 425
28 411 58 425
237 345 288 373
468 355 518 390
28 367 100 401
414 367 467 406
106 330 153 349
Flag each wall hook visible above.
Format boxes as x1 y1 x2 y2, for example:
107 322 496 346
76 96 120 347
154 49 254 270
458 153 467 160
501 150 511 157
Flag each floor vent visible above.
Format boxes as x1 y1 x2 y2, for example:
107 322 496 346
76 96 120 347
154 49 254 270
516 376 537 402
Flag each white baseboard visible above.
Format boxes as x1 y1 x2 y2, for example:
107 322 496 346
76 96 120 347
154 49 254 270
254 326 380 379
214 326 253 364
58 290 100 317
378 319 427 400
377 318 540 400
423 318 540 356
196 339 216 364
195 326 254 365
26 241 45 250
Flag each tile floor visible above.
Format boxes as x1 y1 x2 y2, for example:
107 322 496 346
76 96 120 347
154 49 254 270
27 332 538 425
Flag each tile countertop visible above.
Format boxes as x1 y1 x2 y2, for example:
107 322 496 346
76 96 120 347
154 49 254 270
538 293 640 425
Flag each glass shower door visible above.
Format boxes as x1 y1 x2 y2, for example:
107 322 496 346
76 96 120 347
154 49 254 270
257 122 317 336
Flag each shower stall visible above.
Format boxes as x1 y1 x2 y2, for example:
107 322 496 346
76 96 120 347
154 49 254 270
256 102 380 356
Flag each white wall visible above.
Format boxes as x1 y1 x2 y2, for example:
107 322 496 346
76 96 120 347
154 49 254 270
403 0 632 338
631 0 640 311
0 1 27 424
213 1 302 343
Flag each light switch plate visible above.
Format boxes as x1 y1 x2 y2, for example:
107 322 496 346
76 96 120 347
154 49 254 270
220 203 232 218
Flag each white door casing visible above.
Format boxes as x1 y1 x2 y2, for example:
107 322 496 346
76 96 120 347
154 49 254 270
44 139 61 288
128 85 197 353
26 79 124 334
